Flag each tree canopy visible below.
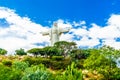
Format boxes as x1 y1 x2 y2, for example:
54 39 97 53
27 48 44 57
15 48 27 55
0 48 7 55
84 46 120 79
54 41 77 57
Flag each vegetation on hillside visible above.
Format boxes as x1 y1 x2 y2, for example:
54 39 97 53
0 41 120 80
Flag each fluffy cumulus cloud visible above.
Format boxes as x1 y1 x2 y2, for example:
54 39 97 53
59 14 120 49
0 7 120 54
0 7 50 54
88 14 120 49
69 14 120 49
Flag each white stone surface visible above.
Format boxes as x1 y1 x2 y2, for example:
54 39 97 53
42 22 71 46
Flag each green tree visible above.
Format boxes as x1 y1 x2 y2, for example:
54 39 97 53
15 48 27 55
43 46 61 57
84 47 120 80
27 48 44 57
71 49 90 59
0 48 7 55
54 41 77 57
55 62 83 80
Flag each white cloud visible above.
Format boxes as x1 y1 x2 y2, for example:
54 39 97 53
86 14 120 49
89 23 120 39
1 6 120 55
60 14 120 49
107 14 120 26
0 7 73 54
71 28 88 36
73 21 86 27
0 7 50 54
56 19 72 29
60 33 73 41
103 39 120 49
75 36 100 48
50 14 120 49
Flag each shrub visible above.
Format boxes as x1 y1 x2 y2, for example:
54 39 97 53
23 56 37 65
23 56 71 70
21 65 52 80
12 61 29 71
7 55 16 60
0 64 22 80
40 58 51 68
76 59 84 69
23 56 51 67
37 63 47 70
51 56 64 61
2 60 12 66
50 58 71 70
55 62 83 80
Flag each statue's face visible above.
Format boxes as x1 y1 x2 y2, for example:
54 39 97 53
54 22 57 27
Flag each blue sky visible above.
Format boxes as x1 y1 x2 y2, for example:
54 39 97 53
0 0 120 54
0 0 120 26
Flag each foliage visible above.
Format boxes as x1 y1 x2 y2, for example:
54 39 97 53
84 46 120 80
23 56 71 70
23 57 50 67
43 46 61 57
54 41 77 57
15 48 27 55
50 60 71 70
2 42 120 80
27 41 77 58
27 48 44 57
0 64 22 80
70 49 91 69
55 62 83 80
51 56 64 61
75 59 84 69
63 62 83 80
2 60 12 66
12 61 29 71
21 65 51 80
71 49 90 60
100 45 120 62
0 48 7 55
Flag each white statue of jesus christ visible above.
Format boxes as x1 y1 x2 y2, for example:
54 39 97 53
41 22 71 46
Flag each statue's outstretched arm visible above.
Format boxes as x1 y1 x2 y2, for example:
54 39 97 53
59 27 71 33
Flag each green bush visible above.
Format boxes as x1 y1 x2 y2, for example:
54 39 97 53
55 62 83 80
51 56 64 61
2 60 12 66
64 62 83 80
40 58 71 70
50 61 62 69
21 65 52 80
50 59 71 70
0 64 22 80
23 56 50 67
23 56 38 65
23 56 71 70
12 61 29 71
76 59 84 69
40 58 51 67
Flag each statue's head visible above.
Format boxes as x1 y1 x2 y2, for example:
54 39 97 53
53 22 58 27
